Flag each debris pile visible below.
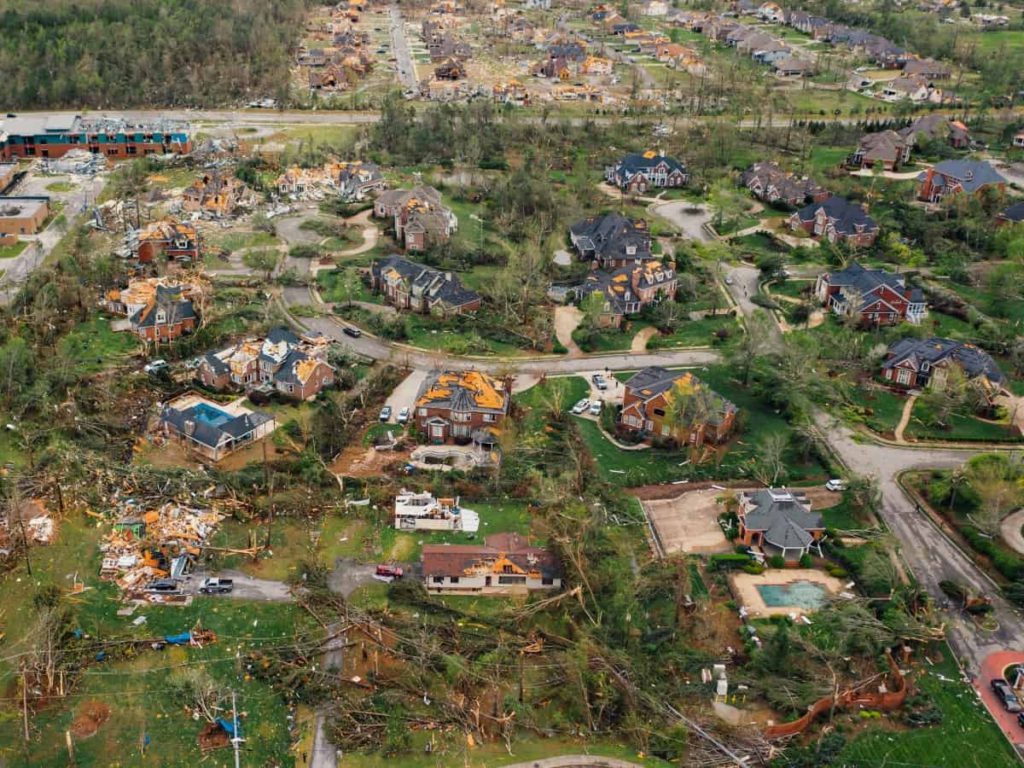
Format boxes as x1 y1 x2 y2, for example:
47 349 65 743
99 502 224 601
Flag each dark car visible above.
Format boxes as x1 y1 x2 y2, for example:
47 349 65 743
1017 712 1024 729
145 579 181 593
992 679 1022 712
343 325 362 338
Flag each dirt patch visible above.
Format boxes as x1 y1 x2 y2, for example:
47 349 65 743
198 721 231 752
70 701 111 739
331 444 412 477
643 487 732 556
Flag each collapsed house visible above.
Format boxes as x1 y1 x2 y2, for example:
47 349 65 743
104 277 202 343
181 171 255 217
126 218 201 263
99 502 224 601
394 490 480 532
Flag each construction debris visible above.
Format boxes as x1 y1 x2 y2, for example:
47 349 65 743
99 502 224 602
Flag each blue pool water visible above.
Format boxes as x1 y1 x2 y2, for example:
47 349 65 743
192 402 232 428
756 580 827 609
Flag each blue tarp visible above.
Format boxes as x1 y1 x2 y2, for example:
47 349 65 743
216 718 241 738
163 632 192 646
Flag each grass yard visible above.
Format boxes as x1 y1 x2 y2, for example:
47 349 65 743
388 499 535 562
858 387 908 436
0 240 28 259
905 400 1019 443
839 645 1019 768
58 317 141 373
45 181 76 193
808 145 851 173
647 314 737 349
714 214 760 236
574 322 650 353
317 267 381 305
514 376 590 437
210 230 279 252
768 279 813 301
820 496 865 531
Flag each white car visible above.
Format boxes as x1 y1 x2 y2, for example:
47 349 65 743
143 359 168 374
589 401 603 416
825 478 847 492
571 399 590 415
397 407 410 424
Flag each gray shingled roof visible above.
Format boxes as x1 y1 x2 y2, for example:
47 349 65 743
159 403 274 450
921 160 1007 194
794 197 878 237
570 214 653 264
883 337 1006 387
372 255 481 310
130 285 197 329
742 489 823 551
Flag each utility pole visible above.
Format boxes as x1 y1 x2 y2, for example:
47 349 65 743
231 690 243 768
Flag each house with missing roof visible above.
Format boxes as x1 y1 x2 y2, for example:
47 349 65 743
605 151 689 193
394 490 480 533
157 393 277 462
414 370 510 445
370 255 482 316
421 532 562 595
815 262 926 327
104 278 200 344
373 186 457 252
881 337 1006 397
737 488 824 561
740 162 829 208
569 214 653 268
916 160 1007 203
130 218 200 263
788 197 879 247
574 261 677 328
619 367 736 448
198 328 335 401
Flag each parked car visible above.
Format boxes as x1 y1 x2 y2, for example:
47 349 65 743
1017 712 1024 729
724 276 734 285
825 478 847 492
374 564 404 582
199 577 234 594
379 406 393 422
589 401 603 416
143 359 169 375
571 399 590 415
992 679 1022 712
145 579 181 594
592 374 608 390
343 325 362 338
397 407 410 424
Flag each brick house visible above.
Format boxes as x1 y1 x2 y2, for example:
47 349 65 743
740 162 829 207
134 219 200 263
158 394 276 463
414 370 510 445
374 186 457 251
848 130 913 171
737 489 824 561
916 159 1006 203
569 213 653 268
105 278 200 343
371 255 482 316
881 337 1005 396
422 532 562 595
575 261 677 327
618 367 736 447
605 151 688 193
198 328 335 401
788 196 879 247
815 261 926 326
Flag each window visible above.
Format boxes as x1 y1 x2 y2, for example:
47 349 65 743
653 408 665 417
450 577 459 584
541 577 554 586
432 576 444 584
418 408 427 416
498 575 526 585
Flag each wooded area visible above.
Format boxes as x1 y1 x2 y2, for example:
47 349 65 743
0 0 308 108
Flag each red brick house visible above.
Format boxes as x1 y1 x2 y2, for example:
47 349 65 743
814 262 926 327
916 160 1007 203
105 278 200 344
414 370 510 445
788 197 879 247
618 367 736 447
135 219 200 263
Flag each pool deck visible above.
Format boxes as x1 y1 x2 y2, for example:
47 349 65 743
729 569 843 618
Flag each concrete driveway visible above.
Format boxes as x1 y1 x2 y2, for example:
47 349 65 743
186 569 292 601
649 200 713 242
381 369 428 424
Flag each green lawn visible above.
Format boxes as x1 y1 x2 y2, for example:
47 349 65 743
905 400 1019 443
0 240 28 259
317 267 381 305
45 181 75 193
210 230 278 252
859 387 908 436
714 214 760 236
768 279 813 301
839 645 1019 768
647 315 737 349
820 496 864 531
58 317 141 373
574 322 651 353
808 146 850 173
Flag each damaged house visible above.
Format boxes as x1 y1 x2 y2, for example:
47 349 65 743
371 255 482 316
574 260 677 328
422 532 562 595
738 489 825 561
129 218 200 263
105 277 200 343
374 186 457 251
569 213 653 268
414 369 510 445
157 393 277 463
181 171 254 217
618 367 736 448
741 162 829 207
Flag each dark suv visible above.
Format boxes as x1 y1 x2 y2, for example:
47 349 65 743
992 678 1022 713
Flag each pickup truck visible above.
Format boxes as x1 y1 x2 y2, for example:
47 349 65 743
198 577 234 595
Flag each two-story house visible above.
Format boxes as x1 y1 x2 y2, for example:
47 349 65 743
740 162 829 207
916 159 1007 203
881 337 1006 396
575 261 677 327
105 278 200 344
618 367 736 448
371 255 482 316
414 370 510 444
569 214 653 268
605 151 689 193
133 218 200 263
815 261 926 326
789 196 879 247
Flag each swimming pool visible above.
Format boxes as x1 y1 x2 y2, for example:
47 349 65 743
756 580 828 610
192 402 232 428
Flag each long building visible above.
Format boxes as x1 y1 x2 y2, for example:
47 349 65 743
0 114 191 161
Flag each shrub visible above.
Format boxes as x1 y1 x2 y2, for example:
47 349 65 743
742 563 766 575
798 553 812 568
827 566 849 579
708 553 753 571
768 554 786 569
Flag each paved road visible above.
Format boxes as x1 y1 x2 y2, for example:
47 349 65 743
816 411 1024 672
724 265 761 319
388 4 418 91
187 569 292 601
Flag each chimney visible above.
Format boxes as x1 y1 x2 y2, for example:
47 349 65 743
445 271 453 281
